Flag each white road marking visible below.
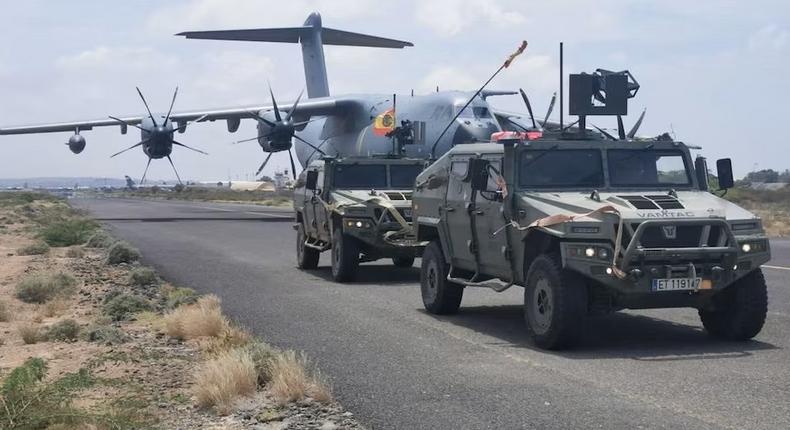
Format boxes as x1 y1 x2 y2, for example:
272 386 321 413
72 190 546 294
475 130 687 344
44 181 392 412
764 264 790 272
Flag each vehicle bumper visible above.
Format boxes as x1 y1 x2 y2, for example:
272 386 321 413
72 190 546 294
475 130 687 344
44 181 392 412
560 219 771 302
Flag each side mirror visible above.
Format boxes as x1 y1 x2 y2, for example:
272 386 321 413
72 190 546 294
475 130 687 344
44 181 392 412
468 158 491 191
694 156 709 192
716 158 734 190
305 170 319 191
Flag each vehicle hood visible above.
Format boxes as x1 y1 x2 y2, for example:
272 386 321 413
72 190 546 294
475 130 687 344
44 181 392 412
518 190 759 223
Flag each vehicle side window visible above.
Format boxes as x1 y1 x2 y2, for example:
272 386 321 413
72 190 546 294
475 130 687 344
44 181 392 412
294 171 307 189
486 160 502 192
450 161 468 178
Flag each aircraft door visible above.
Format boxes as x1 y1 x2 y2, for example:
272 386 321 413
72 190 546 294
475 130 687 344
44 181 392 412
473 158 510 278
443 158 475 271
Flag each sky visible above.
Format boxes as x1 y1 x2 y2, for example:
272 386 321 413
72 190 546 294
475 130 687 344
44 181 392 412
0 0 788 181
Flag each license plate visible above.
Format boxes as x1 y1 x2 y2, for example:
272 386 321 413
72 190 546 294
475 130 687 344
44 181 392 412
651 277 702 291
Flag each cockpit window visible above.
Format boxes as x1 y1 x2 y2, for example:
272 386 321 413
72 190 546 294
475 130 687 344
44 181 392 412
456 106 492 119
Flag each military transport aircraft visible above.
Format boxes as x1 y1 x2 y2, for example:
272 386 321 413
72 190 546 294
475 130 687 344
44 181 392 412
0 12 537 182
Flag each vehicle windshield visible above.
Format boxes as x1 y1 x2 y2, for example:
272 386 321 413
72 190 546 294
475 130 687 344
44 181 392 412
519 150 604 188
608 149 691 187
334 164 387 188
390 165 423 188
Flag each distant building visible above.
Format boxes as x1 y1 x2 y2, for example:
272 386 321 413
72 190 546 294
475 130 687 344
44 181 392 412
746 182 789 191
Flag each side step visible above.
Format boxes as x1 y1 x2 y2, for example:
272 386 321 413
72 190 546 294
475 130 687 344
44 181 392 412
304 237 330 252
447 266 513 292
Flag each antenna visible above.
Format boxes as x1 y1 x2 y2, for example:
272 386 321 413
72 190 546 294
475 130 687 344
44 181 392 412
559 42 564 131
429 40 528 159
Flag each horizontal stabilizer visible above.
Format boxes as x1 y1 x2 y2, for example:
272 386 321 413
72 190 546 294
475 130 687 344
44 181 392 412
177 27 413 49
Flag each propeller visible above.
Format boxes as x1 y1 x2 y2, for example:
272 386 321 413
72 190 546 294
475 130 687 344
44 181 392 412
627 108 646 139
236 86 326 180
542 92 557 129
518 88 538 129
108 86 208 185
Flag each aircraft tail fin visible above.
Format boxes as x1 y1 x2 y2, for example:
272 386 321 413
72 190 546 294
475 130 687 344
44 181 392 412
177 12 413 99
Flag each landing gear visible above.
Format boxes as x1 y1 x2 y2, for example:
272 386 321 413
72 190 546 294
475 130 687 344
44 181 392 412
392 256 415 268
524 255 587 350
331 227 359 282
699 269 768 340
296 223 319 270
420 241 463 314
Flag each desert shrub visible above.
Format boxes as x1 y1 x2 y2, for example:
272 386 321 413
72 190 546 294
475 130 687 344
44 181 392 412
45 319 80 342
128 267 159 287
268 350 333 405
17 241 50 256
162 285 199 309
0 300 10 322
102 293 153 321
0 357 96 429
163 295 226 340
38 218 97 247
15 272 76 304
193 348 257 414
85 230 114 248
84 324 129 345
106 241 140 265
65 246 84 258
18 324 41 344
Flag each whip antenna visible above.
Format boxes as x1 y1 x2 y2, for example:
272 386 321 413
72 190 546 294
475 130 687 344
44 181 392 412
429 40 528 160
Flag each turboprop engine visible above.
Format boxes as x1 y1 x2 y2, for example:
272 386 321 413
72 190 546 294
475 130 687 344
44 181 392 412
66 133 86 154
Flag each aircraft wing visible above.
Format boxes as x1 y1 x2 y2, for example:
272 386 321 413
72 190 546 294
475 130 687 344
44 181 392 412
0 97 344 135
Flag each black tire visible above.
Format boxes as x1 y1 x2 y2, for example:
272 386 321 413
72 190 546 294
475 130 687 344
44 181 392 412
296 223 319 270
331 227 359 282
392 256 415 268
523 255 587 350
699 269 768 340
421 241 463 314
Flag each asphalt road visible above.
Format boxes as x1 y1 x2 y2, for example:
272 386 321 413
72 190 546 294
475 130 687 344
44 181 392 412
75 197 790 430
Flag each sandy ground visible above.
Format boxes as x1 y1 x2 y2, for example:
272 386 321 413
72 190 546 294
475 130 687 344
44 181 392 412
0 199 362 429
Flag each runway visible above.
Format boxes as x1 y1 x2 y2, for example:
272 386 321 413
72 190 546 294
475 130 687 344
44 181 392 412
75 197 790 430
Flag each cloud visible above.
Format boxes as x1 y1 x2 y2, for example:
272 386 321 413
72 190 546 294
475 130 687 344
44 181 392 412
415 0 525 37
748 24 789 52
147 0 383 34
55 46 177 72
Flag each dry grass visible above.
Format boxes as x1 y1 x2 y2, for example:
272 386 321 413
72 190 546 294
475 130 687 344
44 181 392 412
18 323 41 344
0 300 10 322
64 246 85 258
268 350 333 405
38 297 70 318
163 295 227 340
193 348 258 414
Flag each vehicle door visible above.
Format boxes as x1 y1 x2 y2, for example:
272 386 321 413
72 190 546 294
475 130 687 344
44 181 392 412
472 157 511 278
312 166 331 242
303 165 325 240
442 157 475 271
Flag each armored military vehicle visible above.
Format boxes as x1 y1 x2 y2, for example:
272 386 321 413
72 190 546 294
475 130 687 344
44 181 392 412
293 155 426 282
411 70 771 349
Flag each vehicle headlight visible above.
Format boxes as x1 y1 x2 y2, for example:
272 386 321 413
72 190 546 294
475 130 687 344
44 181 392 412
739 240 767 254
568 245 611 261
345 219 371 229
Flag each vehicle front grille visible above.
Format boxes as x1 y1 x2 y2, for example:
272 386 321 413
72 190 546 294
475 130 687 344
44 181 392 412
619 223 729 249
